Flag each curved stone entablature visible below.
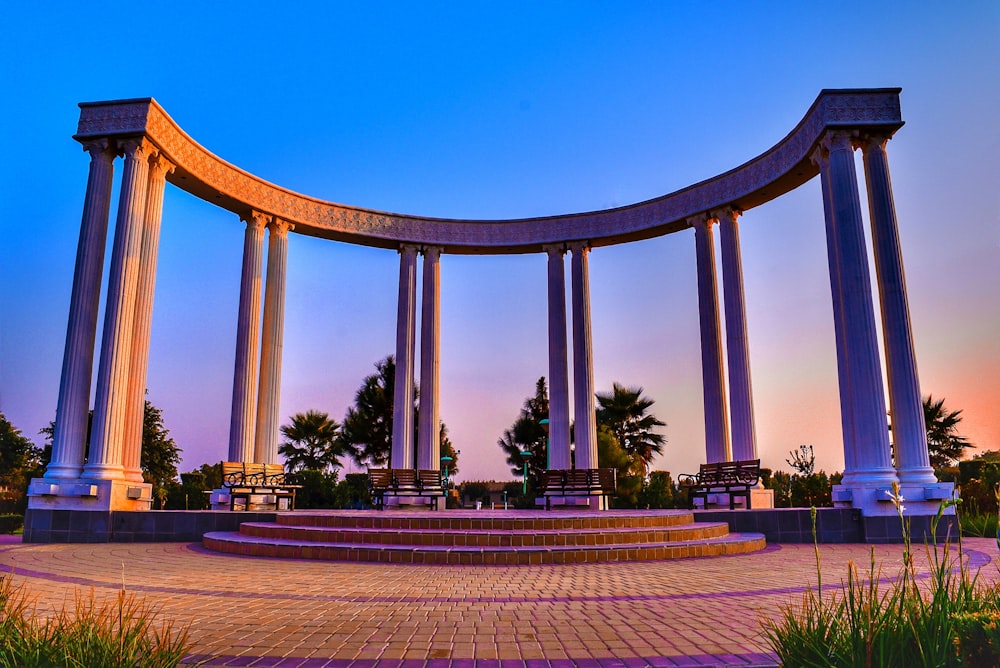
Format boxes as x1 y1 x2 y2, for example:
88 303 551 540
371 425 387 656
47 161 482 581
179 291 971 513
74 88 903 254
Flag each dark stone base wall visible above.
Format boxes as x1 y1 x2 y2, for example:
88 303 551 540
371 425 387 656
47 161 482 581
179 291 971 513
697 507 958 544
23 509 277 543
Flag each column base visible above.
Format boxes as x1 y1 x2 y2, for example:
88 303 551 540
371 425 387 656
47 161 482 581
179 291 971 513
832 482 955 517
27 478 153 511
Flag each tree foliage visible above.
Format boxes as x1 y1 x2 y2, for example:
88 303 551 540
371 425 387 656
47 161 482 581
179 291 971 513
497 377 549 492
595 382 666 476
0 414 43 513
140 399 181 508
339 357 399 467
924 394 973 468
279 409 344 472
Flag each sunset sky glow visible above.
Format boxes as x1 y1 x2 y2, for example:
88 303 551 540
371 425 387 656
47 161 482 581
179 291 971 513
1 3 997 483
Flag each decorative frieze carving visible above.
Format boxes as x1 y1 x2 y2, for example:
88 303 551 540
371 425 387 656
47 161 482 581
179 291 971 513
72 89 904 252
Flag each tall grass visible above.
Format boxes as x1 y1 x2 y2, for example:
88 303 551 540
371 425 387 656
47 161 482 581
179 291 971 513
762 484 1000 667
0 570 196 667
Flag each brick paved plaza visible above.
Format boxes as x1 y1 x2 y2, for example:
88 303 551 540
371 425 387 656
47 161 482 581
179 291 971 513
2 533 997 667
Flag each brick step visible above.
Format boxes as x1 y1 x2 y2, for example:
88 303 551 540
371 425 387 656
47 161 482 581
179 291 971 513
275 509 698 531
237 520 732 547
201 531 766 565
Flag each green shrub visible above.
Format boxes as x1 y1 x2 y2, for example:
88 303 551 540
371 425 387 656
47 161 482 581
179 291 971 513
762 489 998 666
0 515 22 535
0 574 196 667
953 611 1000 667
960 510 999 538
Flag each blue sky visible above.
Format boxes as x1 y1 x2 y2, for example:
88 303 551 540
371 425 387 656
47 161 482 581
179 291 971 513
1 2 997 482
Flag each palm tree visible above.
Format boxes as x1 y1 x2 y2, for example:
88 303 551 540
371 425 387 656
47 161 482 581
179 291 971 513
595 382 666 477
279 410 344 472
924 395 973 468
497 377 549 490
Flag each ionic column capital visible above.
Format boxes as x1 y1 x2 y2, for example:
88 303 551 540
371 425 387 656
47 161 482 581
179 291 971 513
566 240 590 254
399 243 419 255
421 245 442 261
809 143 830 170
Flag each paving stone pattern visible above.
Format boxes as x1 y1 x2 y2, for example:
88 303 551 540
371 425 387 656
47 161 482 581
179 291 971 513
0 533 996 667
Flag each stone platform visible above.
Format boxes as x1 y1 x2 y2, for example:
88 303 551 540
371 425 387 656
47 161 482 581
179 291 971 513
202 509 767 564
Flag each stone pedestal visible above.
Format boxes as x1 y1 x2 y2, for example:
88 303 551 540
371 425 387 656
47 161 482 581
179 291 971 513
750 488 774 509
832 481 955 517
27 477 153 511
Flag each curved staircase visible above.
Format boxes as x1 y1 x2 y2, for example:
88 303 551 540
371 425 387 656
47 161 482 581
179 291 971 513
202 509 765 564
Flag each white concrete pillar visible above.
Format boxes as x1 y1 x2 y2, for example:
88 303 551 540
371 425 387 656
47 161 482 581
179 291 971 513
254 218 293 464
48 139 116 480
716 207 757 461
692 215 731 463
391 244 418 469
569 242 598 471
545 244 572 470
822 131 896 484
861 134 936 485
416 246 441 471
123 152 174 482
85 138 153 480
812 145 859 481
228 212 267 463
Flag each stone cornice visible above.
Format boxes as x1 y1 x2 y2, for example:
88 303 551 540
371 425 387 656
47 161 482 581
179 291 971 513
74 89 904 254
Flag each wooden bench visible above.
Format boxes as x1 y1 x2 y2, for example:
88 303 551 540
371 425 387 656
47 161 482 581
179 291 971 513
367 468 445 510
221 461 301 511
540 468 617 510
678 459 760 510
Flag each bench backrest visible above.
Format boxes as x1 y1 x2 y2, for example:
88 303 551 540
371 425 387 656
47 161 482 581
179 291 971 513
564 469 591 489
264 463 286 485
539 470 564 494
368 468 393 490
699 459 759 485
242 463 266 485
221 462 244 486
393 469 418 488
417 469 442 489
594 468 617 493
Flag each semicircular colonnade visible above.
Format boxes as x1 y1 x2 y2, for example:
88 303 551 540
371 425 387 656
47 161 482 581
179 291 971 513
30 88 953 521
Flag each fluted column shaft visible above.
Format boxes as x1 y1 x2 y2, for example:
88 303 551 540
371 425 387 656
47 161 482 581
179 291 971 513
48 140 116 479
228 212 267 463
123 152 174 482
254 218 293 464
545 245 572 470
570 243 598 470
823 131 896 481
692 216 731 463
416 247 441 470
85 138 153 480
716 207 757 461
862 135 936 484
391 245 419 469
813 146 858 480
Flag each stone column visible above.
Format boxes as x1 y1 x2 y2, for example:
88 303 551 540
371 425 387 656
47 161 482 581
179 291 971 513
123 152 175 482
692 215 731 463
228 212 267 463
545 245 572 470
85 138 153 480
254 218 293 464
716 207 757 461
47 139 116 480
861 134 936 485
416 247 442 471
391 244 418 469
822 131 896 485
812 145 858 482
569 242 598 471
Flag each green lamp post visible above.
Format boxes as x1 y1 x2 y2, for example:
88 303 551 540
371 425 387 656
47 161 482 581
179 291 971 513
519 450 532 496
